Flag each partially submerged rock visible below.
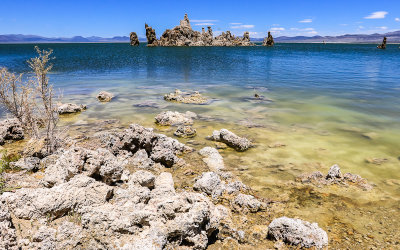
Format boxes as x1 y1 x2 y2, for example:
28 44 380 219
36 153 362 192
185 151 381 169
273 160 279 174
57 103 86 114
174 125 197 138
297 164 373 190
96 91 113 102
129 32 139 46
208 129 252 151
164 89 209 104
377 37 387 49
268 216 328 248
155 111 197 126
0 118 24 145
263 31 275 46
232 193 264 213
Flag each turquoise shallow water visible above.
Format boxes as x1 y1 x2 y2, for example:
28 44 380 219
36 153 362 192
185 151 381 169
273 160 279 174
1 43 400 246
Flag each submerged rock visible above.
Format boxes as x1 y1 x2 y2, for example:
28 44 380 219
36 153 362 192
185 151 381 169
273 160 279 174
297 164 373 190
263 31 275 46
57 103 86 114
268 216 328 248
377 37 387 49
174 125 197 138
164 89 209 104
96 91 113 102
129 32 139 46
0 118 24 145
155 111 197 126
208 129 252 151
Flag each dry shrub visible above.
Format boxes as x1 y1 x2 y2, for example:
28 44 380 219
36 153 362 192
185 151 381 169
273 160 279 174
0 46 61 154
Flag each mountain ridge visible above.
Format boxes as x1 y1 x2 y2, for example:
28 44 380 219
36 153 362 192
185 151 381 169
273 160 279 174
1 31 399 44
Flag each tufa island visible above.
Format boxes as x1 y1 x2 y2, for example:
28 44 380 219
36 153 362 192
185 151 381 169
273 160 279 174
130 14 274 47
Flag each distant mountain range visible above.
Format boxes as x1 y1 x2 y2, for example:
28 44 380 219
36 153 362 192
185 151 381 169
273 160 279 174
1 31 400 44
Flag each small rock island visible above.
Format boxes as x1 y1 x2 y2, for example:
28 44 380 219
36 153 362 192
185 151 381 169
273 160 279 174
132 14 274 47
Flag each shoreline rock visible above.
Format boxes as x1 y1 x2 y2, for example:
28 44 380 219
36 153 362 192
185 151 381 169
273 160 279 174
174 125 197 138
57 103 86 114
0 118 24 145
268 216 328 248
263 31 274 46
207 129 252 151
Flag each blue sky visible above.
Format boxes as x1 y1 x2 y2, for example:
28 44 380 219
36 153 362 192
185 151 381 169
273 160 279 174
1 0 400 38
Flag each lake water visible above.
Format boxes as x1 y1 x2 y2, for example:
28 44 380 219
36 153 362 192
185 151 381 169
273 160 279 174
1 43 400 247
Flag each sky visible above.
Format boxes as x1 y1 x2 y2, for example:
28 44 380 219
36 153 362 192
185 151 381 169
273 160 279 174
1 0 400 38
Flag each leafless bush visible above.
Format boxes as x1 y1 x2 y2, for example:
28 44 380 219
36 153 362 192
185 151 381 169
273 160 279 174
0 46 61 154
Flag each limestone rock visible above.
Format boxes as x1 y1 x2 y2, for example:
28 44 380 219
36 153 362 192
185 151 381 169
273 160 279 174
164 89 209 104
377 37 387 49
1 175 113 219
174 125 197 138
0 203 18 250
145 14 255 47
96 91 113 102
194 172 225 198
208 129 252 151
232 193 264 213
268 217 328 248
199 147 225 171
57 103 86 114
100 124 193 168
326 164 342 179
10 157 40 172
130 32 140 46
145 23 158 46
263 31 274 46
0 118 24 145
155 111 197 126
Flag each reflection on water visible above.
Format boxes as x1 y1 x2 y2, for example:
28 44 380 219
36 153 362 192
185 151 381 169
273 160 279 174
1 43 400 246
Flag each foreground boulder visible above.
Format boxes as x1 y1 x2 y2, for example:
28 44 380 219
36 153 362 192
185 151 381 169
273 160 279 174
268 217 328 248
262 31 274 46
164 89 209 104
208 129 252 151
96 91 113 102
1 170 233 249
99 124 193 167
130 32 139 46
0 118 24 145
155 111 197 126
57 103 86 114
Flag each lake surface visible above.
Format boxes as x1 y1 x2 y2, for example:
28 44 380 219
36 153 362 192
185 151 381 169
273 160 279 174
1 43 400 247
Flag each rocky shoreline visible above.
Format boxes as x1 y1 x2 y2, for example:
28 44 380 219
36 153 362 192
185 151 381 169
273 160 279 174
0 88 380 249
131 14 274 47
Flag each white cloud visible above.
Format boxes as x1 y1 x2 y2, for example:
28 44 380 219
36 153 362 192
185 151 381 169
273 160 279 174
395 17 400 22
308 31 318 35
231 24 255 29
377 26 388 30
271 27 285 31
299 19 312 23
364 11 388 19
289 27 317 35
358 25 365 29
194 23 215 26
191 19 218 23
340 24 348 26
229 22 242 25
